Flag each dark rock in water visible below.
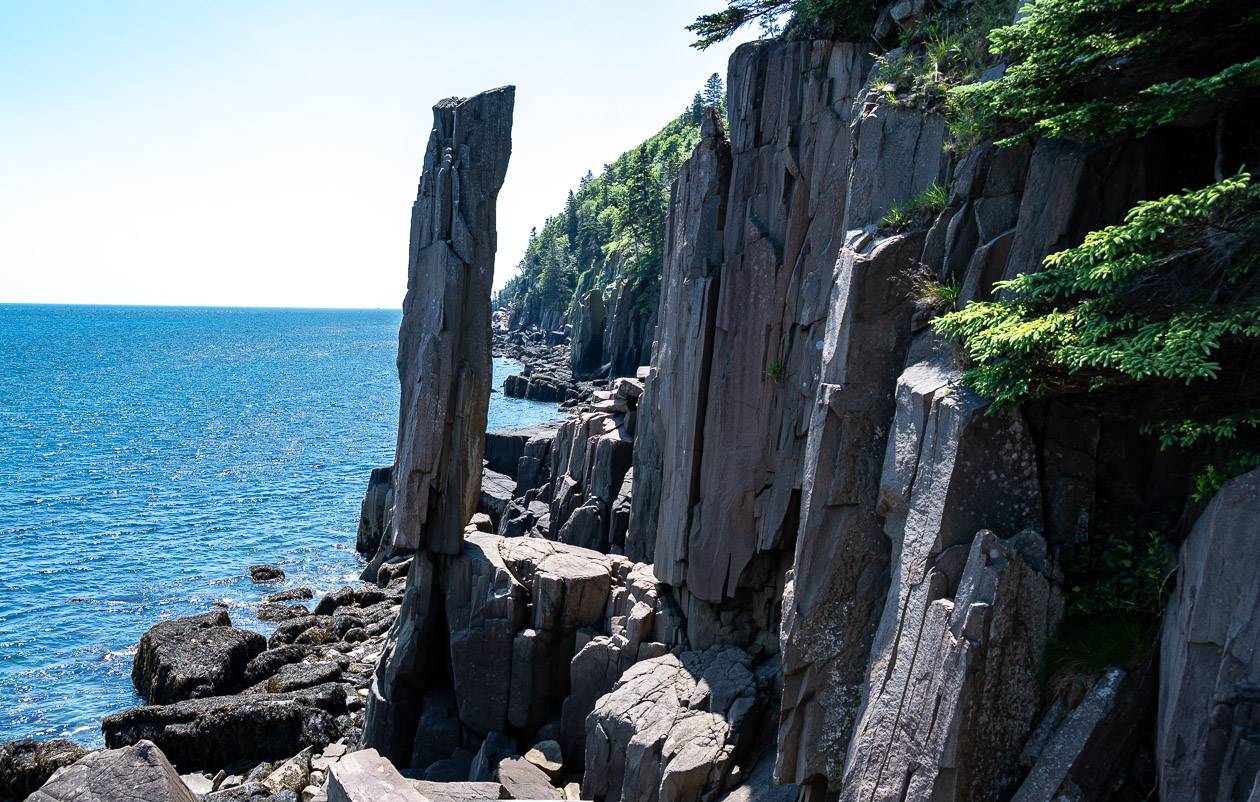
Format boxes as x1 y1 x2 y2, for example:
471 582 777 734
265 588 314 604
26 740 195 802
101 683 346 771
503 374 529 399
243 645 312 687
257 603 309 622
248 565 285 583
132 610 267 704
0 738 88 800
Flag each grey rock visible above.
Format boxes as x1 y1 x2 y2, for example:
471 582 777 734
469 732 517 783
356 467 394 556
583 647 761 802
495 757 561 800
1158 468 1260 801
408 780 507 802
243 646 313 687
571 288 606 380
132 610 266 705
777 228 924 785
27 740 195 802
388 86 515 556
327 749 426 802
479 468 516 527
249 565 286 583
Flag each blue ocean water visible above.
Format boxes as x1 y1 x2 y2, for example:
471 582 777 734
0 304 559 746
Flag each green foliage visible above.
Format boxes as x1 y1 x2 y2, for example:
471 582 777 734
1042 614 1157 682
947 0 1260 145
687 0 877 49
873 0 1018 116
497 83 718 327
880 181 949 231
765 359 784 382
912 272 961 312
1065 531 1168 618
935 172 1260 497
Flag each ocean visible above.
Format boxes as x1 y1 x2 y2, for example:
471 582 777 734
0 304 560 746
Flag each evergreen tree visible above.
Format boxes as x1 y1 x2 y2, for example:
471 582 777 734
690 91 705 124
565 190 579 252
703 73 725 107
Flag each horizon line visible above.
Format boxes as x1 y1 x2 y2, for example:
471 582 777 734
0 300 403 312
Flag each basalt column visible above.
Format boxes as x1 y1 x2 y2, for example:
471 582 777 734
364 86 515 762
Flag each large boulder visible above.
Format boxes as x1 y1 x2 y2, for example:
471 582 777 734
101 683 345 770
0 738 87 801
1158 468 1260 801
26 740 195 802
495 757 562 800
583 646 764 802
328 748 426 802
132 610 266 704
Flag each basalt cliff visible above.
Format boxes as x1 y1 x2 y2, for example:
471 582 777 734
16 6 1259 802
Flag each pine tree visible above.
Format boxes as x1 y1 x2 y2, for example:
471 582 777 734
690 91 705 124
703 73 725 107
565 190 579 252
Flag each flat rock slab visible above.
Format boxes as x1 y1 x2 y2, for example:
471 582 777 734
102 683 345 771
328 749 426 802
132 610 266 704
495 756 562 800
409 780 509 802
27 740 196 802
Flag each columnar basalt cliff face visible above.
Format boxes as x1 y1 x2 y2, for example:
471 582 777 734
363 85 515 761
390 87 515 556
341 22 1255 802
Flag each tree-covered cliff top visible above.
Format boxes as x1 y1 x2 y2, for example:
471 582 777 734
495 78 725 330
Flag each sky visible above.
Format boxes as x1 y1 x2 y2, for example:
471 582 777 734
0 1 757 309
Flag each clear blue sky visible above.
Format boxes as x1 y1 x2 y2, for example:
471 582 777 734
0 1 755 308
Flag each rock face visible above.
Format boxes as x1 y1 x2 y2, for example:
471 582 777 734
1158 468 1260 801
571 288 607 379
102 683 345 770
583 647 766 802
26 740 195 802
357 466 394 556
328 748 426 802
0 738 88 800
389 85 514 555
132 610 267 704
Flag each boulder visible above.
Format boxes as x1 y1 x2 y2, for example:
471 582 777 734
1158 468 1260 801
523 740 562 780
0 738 88 800
101 683 346 770
583 647 762 802
409 780 507 802
243 645 313 686
132 610 266 704
249 565 285 583
266 587 315 603
495 757 561 800
469 732 517 783
26 740 195 802
479 468 516 527
328 749 425 802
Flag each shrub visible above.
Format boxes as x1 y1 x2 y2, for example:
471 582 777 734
935 172 1260 494
947 0 1260 145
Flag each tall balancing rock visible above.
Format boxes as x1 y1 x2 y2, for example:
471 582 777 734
390 86 515 556
364 86 515 762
